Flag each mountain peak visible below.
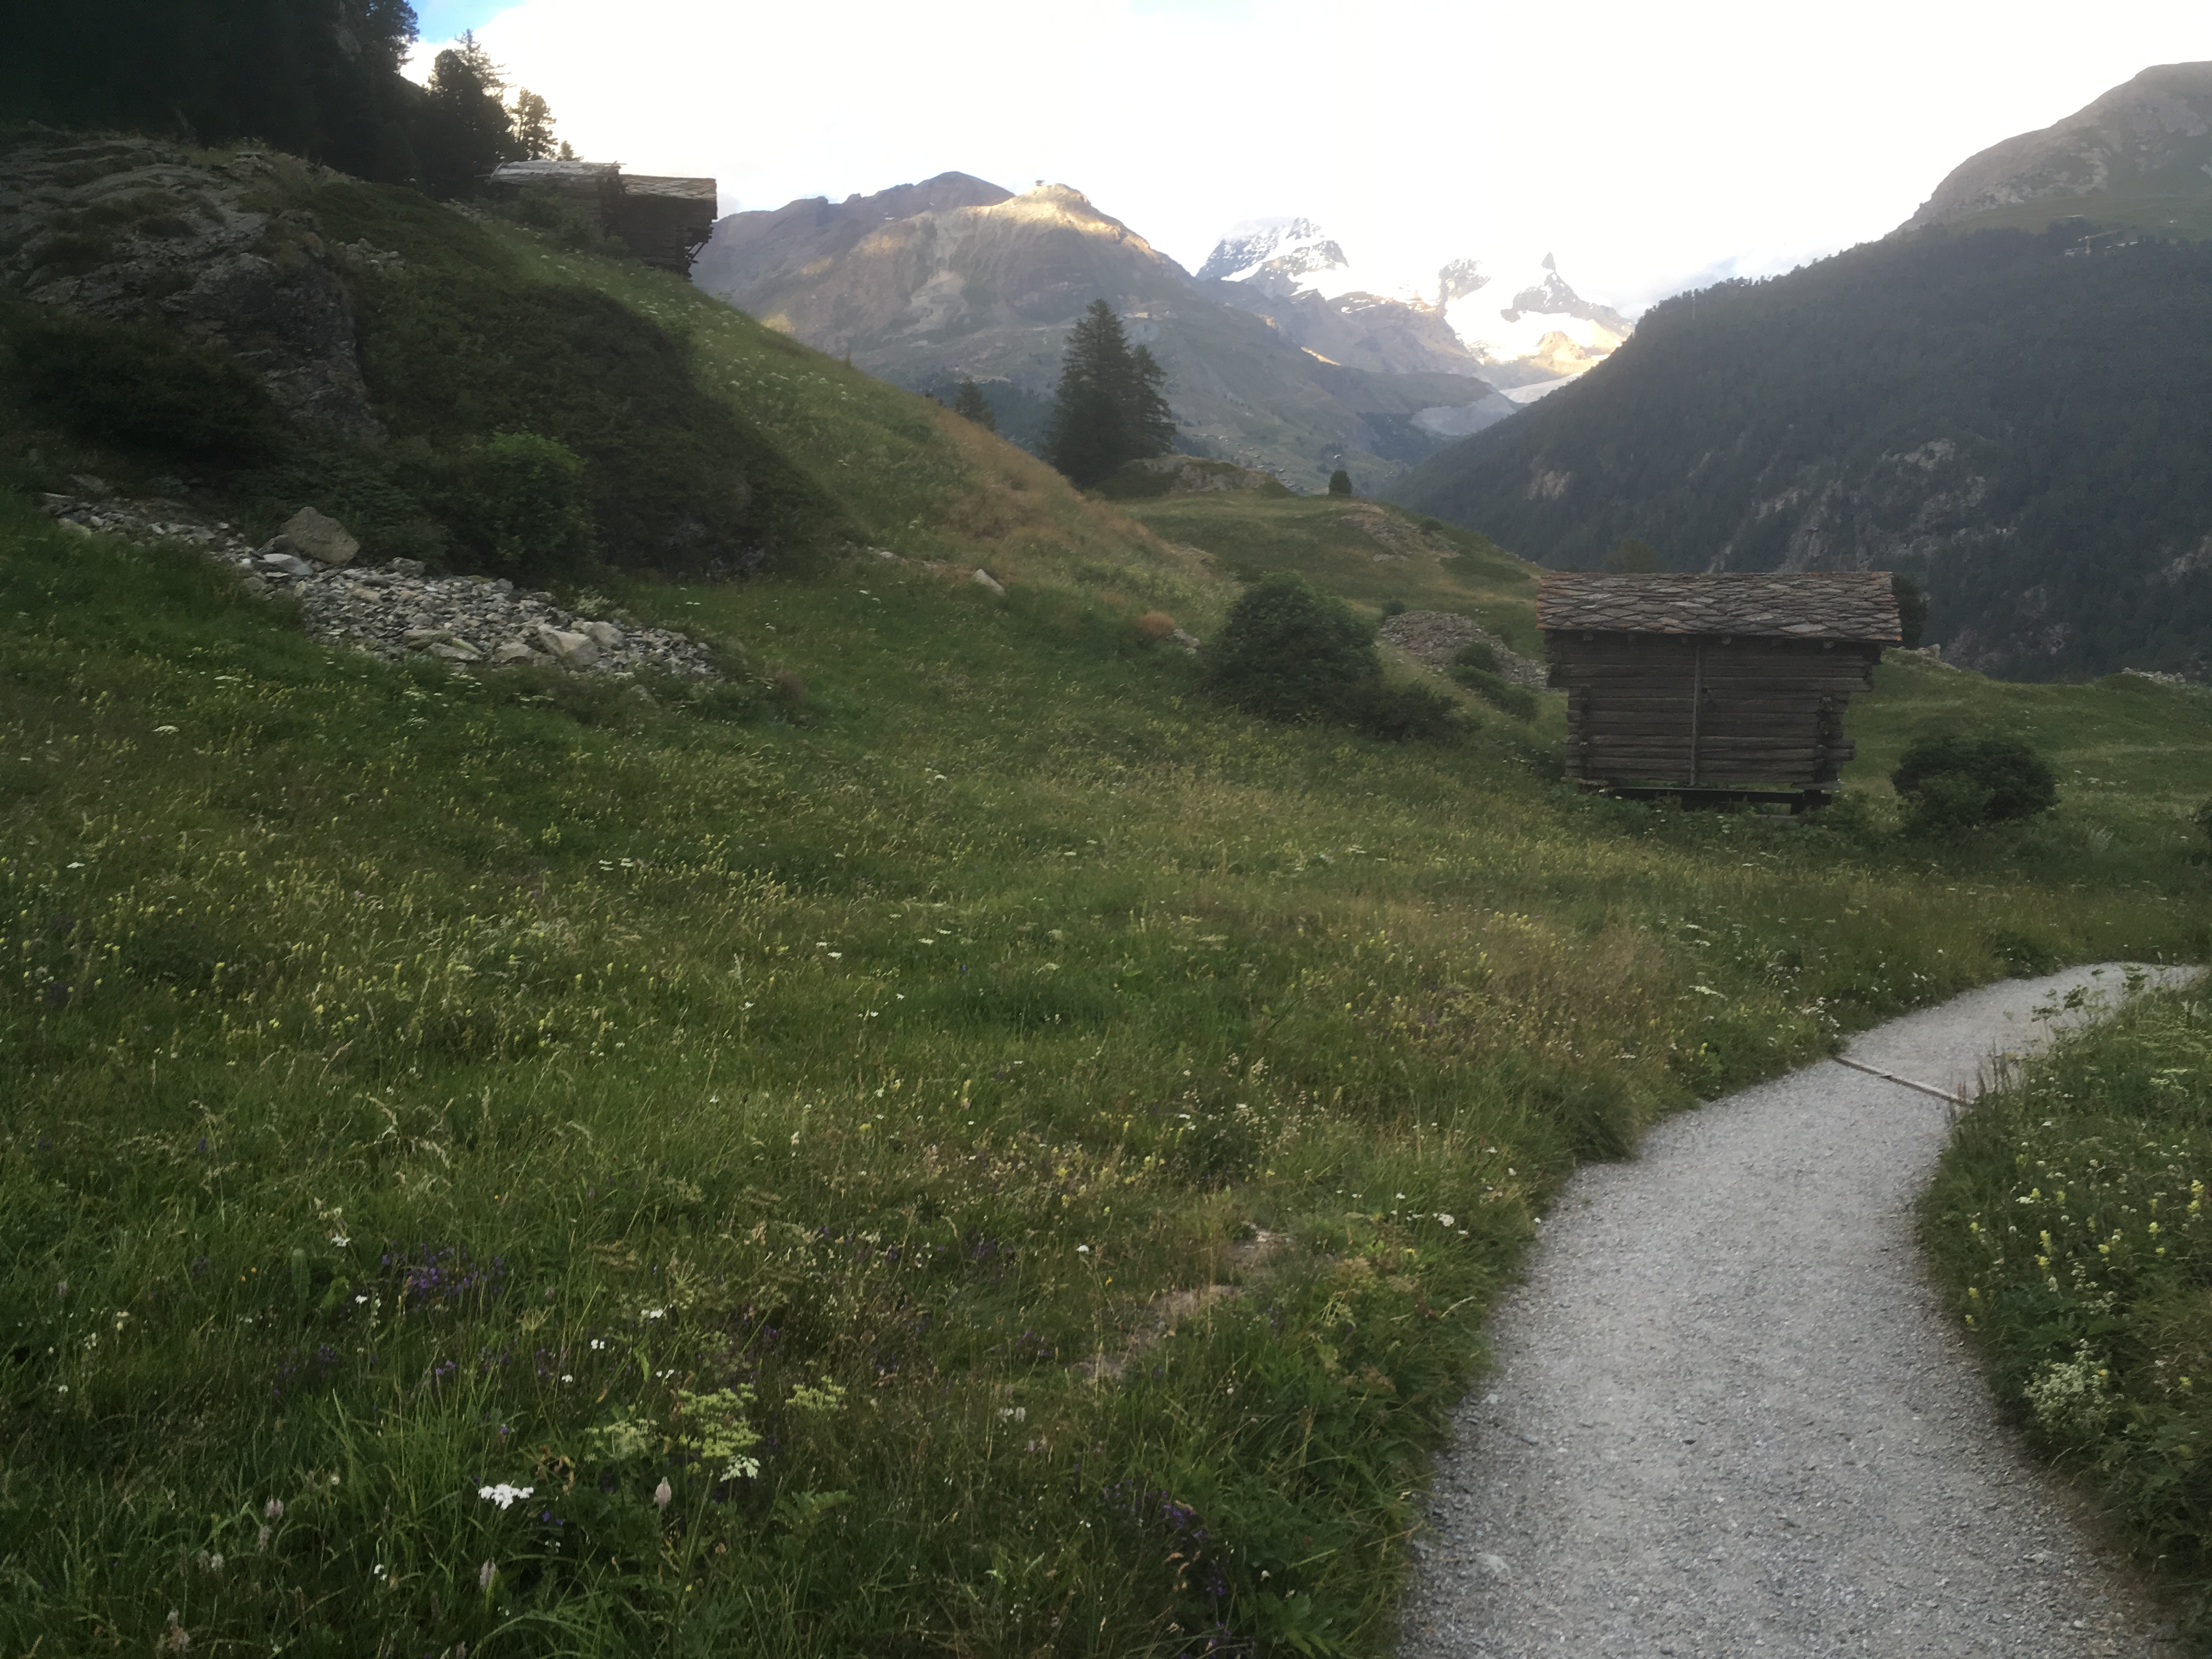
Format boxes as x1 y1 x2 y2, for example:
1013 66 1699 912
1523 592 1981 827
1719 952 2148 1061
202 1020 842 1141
1197 218 1347 289
1901 60 2212 232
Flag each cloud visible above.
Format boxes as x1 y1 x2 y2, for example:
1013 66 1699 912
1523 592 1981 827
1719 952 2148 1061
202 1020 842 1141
422 0 2212 308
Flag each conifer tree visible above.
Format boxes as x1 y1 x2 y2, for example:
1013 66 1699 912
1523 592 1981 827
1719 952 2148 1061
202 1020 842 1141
1327 468 1352 496
1043 300 1175 487
952 378 997 432
511 88 557 160
415 30 521 196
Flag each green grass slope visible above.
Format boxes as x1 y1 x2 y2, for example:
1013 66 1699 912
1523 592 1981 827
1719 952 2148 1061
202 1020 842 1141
5 139 2212 1658
1118 494 1543 653
0 140 1203 612
4 488 2210 1654
1925 981 2212 1644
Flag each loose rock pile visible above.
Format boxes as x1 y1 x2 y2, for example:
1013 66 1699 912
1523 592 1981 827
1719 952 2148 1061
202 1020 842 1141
1378 609 1548 689
38 491 719 679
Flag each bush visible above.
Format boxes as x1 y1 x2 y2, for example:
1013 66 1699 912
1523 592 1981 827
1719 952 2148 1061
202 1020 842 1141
503 185 623 256
2193 798 2212 844
1347 680 1465 742
4 306 279 461
1455 664 1538 720
1204 572 1379 724
442 432 596 576
1447 642 1536 718
1892 730 2057 834
1327 468 1352 497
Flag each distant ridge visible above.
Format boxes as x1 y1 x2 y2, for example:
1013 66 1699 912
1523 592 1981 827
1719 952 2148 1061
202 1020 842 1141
1900 61 2212 238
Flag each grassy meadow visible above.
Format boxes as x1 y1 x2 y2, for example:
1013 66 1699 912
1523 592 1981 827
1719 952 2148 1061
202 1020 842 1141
4 143 2212 1656
4 490 2210 1656
1925 981 2212 1644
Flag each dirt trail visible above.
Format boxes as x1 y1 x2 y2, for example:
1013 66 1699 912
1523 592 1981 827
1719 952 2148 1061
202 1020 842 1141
1402 964 2199 1658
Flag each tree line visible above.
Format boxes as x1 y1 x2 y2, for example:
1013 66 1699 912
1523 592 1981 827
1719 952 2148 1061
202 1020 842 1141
4 1 562 198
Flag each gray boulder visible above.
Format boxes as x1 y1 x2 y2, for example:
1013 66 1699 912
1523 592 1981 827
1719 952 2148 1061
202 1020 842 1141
970 568 1006 597
274 505 358 567
535 625 600 668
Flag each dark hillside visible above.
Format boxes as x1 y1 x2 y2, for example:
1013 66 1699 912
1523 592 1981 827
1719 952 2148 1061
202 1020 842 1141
1390 225 2212 680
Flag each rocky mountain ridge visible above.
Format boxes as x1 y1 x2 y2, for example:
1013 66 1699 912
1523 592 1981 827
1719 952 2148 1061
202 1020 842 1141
692 177 1517 491
1191 219 1633 393
1899 60 2212 237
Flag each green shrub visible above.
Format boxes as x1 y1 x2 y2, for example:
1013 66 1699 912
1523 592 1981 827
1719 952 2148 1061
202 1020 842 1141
1327 468 1352 497
1204 572 1379 724
503 184 623 255
1448 642 1536 719
441 431 596 575
1347 679 1465 742
1456 663 1538 720
1091 461 1175 501
2193 798 2212 844
1893 730 2057 833
3 305 279 461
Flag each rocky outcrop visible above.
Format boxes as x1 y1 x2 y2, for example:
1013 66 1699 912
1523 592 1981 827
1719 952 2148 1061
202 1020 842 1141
37 491 718 679
1378 610 1548 689
1900 61 2212 230
0 131 390 442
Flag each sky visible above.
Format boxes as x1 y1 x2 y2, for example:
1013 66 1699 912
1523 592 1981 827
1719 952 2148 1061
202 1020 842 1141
408 0 2212 314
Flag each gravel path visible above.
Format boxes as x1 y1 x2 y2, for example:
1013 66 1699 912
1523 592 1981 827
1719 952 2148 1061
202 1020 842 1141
1403 964 2200 1658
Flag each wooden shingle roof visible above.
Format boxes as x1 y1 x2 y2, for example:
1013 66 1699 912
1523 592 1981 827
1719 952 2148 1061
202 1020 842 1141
1537 572 1901 642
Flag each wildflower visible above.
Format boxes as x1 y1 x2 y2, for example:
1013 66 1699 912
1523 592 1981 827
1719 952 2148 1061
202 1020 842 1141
478 1560 496 1592
266 1498 284 1521
1436 1213 1456 1229
478 1483 534 1510
162 1611 189 1654
641 1307 667 1321
654 1479 673 1510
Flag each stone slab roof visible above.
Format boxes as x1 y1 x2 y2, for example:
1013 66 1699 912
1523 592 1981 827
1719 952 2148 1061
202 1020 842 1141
1537 572 1901 642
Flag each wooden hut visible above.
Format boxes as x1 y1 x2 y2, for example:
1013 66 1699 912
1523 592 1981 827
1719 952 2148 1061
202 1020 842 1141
1538 572 1901 805
487 161 718 273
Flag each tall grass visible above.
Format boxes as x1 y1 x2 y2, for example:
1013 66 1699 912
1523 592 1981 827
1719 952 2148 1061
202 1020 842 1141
2 479 2208 1656
1924 981 2212 1648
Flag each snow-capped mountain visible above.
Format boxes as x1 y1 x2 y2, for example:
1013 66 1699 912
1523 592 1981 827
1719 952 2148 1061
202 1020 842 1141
1197 222 1633 396
1196 218 1350 294
1440 254 1632 384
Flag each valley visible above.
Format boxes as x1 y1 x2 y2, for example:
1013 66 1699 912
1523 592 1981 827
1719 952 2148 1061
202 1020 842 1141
4 35 2212 1659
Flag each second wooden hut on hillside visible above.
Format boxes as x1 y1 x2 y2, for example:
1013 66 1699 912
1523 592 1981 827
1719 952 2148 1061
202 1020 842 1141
1538 571 1901 805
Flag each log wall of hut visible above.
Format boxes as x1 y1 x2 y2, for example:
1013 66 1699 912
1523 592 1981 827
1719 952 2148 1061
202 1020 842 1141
1549 633 1880 788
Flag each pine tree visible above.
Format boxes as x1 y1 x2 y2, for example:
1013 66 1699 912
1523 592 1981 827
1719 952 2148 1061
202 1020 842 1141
1327 469 1352 496
415 30 521 196
1043 300 1176 487
511 88 557 161
952 379 997 432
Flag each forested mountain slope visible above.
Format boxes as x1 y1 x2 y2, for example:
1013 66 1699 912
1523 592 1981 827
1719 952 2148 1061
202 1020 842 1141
1391 224 2212 680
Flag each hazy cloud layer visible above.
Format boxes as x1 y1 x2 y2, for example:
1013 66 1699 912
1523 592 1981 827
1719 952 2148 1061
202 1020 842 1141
417 0 2211 312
